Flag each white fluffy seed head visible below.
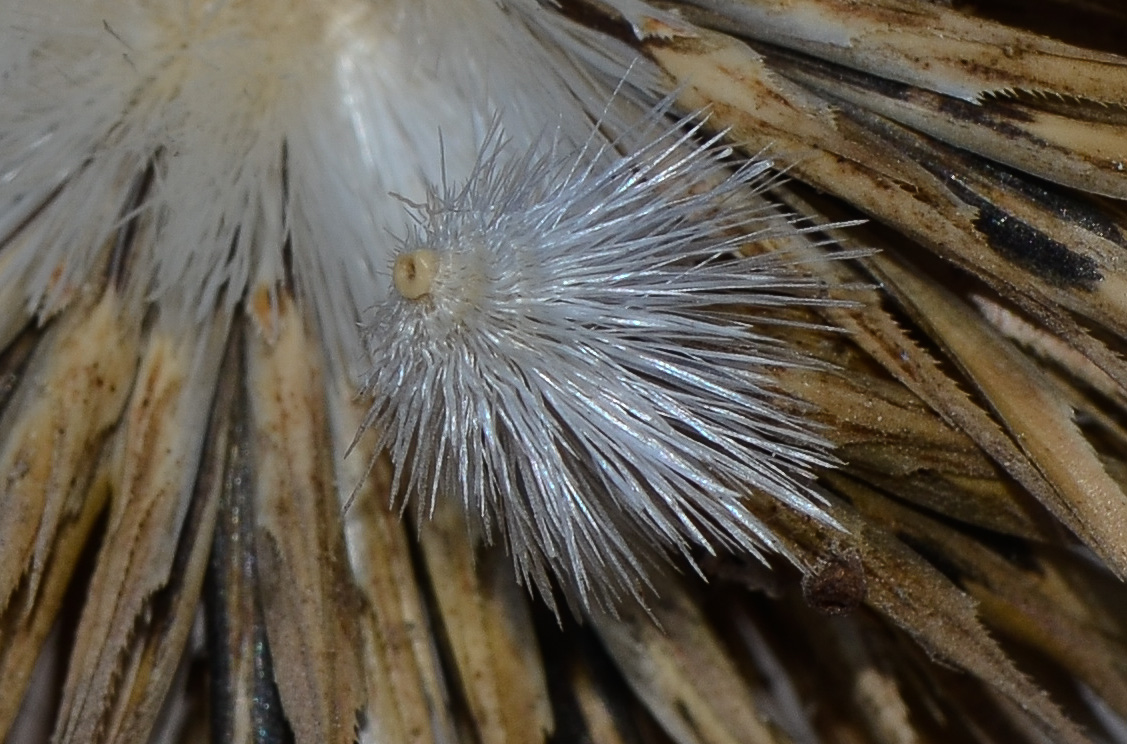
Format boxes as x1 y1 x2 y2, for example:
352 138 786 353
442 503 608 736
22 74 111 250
0 0 658 372
360 109 853 610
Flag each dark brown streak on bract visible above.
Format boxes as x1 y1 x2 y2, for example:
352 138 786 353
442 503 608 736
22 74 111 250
835 98 1105 291
205 326 294 744
762 41 1041 143
946 178 1103 290
981 161 1127 251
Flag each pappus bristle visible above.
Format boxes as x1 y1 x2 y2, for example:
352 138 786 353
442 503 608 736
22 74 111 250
360 109 855 609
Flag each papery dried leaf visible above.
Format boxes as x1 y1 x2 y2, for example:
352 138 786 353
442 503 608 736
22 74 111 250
644 26 1127 390
974 295 1127 408
851 113 1127 348
753 490 1087 743
870 251 1127 579
776 363 1044 539
592 581 784 744
0 468 110 740
686 0 1127 104
98 329 236 742
768 198 1092 545
841 474 1127 721
0 291 138 615
417 502 554 744
206 332 289 744
0 293 138 737
773 54 1127 198
737 197 1057 539
813 300 1058 539
330 383 455 744
54 317 228 743
246 293 366 744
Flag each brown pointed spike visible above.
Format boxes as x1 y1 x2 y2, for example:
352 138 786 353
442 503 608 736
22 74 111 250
416 500 554 744
53 315 229 744
591 578 786 744
206 323 290 743
869 251 1127 580
0 291 138 618
98 319 238 743
750 489 1089 743
329 380 457 744
245 290 366 744
684 0 1127 105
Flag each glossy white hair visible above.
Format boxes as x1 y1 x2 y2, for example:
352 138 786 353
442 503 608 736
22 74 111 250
360 107 857 609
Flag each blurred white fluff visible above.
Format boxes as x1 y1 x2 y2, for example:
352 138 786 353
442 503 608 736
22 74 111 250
360 108 850 609
0 0 651 368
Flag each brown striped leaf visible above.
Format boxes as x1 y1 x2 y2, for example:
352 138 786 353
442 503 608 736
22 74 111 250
246 293 366 744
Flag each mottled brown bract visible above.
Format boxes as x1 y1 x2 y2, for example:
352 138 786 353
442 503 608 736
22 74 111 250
802 549 867 616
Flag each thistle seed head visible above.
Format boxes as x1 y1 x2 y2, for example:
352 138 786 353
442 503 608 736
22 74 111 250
360 111 855 609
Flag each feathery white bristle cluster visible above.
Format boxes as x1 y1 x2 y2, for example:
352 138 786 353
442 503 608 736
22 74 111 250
360 111 847 608
0 0 653 369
